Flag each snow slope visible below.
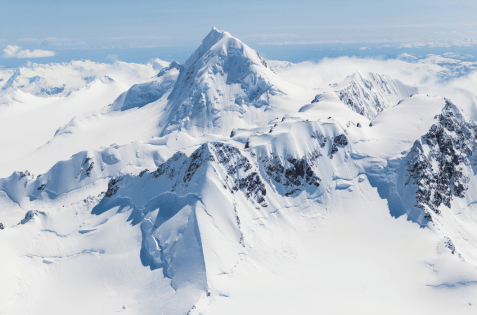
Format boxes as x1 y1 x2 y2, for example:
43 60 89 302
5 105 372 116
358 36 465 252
2 28 477 315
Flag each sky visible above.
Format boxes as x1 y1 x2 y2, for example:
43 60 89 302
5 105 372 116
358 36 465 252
1 0 477 66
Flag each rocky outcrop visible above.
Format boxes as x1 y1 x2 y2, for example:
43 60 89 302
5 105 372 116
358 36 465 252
405 100 476 221
19 210 39 224
105 177 123 198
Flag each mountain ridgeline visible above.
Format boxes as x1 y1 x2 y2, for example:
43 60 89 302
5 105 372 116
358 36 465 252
2 28 477 315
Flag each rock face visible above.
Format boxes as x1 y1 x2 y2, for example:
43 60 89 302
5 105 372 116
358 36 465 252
19 210 39 224
331 72 418 120
404 99 477 223
259 151 321 197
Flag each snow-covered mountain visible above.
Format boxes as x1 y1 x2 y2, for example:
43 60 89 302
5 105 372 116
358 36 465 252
0 60 160 101
157 27 295 136
328 71 418 120
397 52 477 81
2 29 477 315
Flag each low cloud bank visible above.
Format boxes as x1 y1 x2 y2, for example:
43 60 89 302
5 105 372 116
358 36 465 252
2 45 55 59
269 54 477 117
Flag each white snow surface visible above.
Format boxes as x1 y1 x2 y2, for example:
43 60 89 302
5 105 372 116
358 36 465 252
2 28 477 315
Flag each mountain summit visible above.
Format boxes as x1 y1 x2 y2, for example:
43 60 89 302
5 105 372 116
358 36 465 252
159 28 290 136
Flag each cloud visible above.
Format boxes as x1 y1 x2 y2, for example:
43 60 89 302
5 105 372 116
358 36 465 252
268 54 475 92
2 45 21 58
1 45 55 59
267 54 477 121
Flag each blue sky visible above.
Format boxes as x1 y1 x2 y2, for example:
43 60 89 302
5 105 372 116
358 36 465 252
1 0 477 66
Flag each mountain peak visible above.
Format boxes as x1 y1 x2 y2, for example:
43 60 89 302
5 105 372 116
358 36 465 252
332 71 418 120
161 28 285 136
182 27 245 69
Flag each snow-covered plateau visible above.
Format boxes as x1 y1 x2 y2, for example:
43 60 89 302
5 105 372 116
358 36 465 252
2 28 477 315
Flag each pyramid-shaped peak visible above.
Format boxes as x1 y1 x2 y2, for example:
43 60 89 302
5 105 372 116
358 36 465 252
183 28 253 69
162 28 284 137
203 27 238 45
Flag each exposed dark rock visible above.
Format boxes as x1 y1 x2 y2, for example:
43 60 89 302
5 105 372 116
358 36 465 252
233 203 244 247
285 189 302 197
334 134 348 146
153 152 187 179
105 177 123 198
152 142 267 206
20 170 31 179
20 210 39 224
330 134 348 159
445 237 464 260
85 161 94 177
311 94 323 103
260 149 321 195
182 144 215 184
405 100 475 221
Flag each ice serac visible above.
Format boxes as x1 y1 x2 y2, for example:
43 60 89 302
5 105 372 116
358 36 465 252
159 27 287 136
330 72 418 120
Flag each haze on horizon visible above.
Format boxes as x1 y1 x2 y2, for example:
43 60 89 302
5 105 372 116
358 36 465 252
1 0 476 52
